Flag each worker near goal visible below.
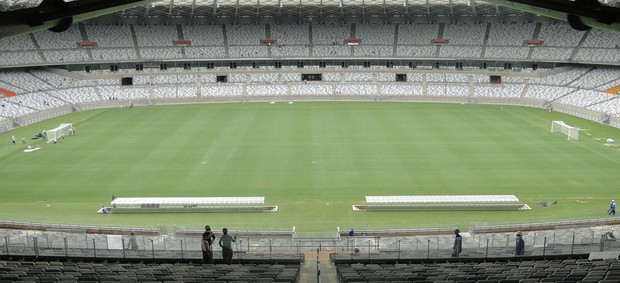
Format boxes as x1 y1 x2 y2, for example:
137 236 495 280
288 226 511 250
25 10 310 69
609 200 616 216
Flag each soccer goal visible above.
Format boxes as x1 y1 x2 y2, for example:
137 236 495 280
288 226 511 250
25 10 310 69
551 120 579 140
47 123 72 143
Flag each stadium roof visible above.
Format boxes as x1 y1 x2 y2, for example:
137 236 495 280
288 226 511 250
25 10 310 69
0 0 515 18
0 0 613 17
0 0 618 38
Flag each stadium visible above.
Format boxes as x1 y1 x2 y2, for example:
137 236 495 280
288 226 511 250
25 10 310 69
1 0 620 281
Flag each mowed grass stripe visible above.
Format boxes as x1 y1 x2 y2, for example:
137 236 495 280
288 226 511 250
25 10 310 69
1 102 619 231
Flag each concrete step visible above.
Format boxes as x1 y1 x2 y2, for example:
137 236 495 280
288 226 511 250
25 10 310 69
298 251 338 283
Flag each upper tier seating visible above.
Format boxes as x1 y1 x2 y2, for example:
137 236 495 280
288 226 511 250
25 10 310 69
581 28 620 48
397 24 440 45
33 25 82 49
84 24 134 48
134 25 178 47
356 24 395 45
354 46 393 57
43 49 89 63
272 45 310 57
396 45 436 58
486 23 536 46
574 48 620 63
185 46 227 58
538 22 586 47
182 24 225 46
439 46 482 58
313 45 351 57
312 24 351 45
140 47 184 60
0 22 618 67
531 47 573 61
229 46 269 58
271 24 309 45
1 51 43 66
442 23 487 45
91 48 138 61
0 34 36 51
485 46 529 59
227 24 265 46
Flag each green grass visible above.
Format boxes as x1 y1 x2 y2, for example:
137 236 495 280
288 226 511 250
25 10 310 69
1 102 620 232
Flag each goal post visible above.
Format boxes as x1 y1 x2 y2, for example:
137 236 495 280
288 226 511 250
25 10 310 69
551 120 579 140
47 123 72 143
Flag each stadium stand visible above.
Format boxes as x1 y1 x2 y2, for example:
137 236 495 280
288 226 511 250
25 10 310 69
486 23 537 46
32 25 82 50
182 24 226 46
485 46 530 59
91 48 138 61
270 23 310 45
133 25 178 47
538 22 587 47
335 259 620 283
312 24 351 45
0 260 301 282
356 24 395 45
84 24 134 48
226 24 265 46
442 23 487 46
0 21 619 68
397 24 440 45
1 1 620 279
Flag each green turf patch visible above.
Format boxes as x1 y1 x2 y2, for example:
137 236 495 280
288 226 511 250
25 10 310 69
1 102 619 232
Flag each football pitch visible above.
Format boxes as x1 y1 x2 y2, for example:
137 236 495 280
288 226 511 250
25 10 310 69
1 102 620 232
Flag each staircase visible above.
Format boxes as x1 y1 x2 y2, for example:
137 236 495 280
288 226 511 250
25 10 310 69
129 25 142 60
298 251 338 283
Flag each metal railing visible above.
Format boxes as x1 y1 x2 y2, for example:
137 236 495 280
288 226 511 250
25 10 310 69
2 220 620 261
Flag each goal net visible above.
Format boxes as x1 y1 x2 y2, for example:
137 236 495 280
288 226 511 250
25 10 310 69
47 123 72 143
551 120 579 140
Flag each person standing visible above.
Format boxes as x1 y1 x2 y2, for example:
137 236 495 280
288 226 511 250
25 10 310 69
219 228 236 264
11 135 16 144
515 232 525 256
126 232 139 250
202 225 216 264
452 229 462 257
609 200 616 216
21 136 25 144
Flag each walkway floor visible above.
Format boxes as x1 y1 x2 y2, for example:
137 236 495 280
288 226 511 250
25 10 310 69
298 250 338 283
